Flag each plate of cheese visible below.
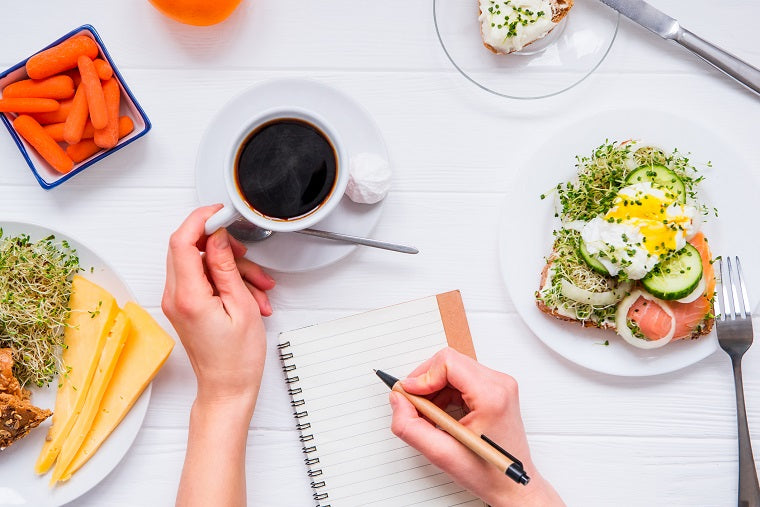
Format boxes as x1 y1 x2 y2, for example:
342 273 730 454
0 221 174 507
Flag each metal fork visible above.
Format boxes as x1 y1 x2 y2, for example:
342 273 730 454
715 257 760 506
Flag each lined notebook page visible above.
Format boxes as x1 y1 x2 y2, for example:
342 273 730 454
278 296 484 507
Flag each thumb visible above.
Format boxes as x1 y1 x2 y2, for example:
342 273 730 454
205 229 255 316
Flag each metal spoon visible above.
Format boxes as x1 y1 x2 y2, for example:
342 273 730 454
227 218 419 254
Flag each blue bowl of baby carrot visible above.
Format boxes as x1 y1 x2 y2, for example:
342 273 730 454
0 25 151 189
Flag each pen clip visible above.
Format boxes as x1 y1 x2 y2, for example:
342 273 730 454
480 434 523 470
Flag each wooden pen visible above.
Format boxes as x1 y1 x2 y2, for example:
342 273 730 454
375 369 530 486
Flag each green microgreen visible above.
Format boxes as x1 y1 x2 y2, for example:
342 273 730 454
0 231 79 387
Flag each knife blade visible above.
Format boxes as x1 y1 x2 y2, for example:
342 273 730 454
598 0 679 39
598 0 760 96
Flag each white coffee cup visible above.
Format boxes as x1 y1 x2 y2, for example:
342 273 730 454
204 107 348 236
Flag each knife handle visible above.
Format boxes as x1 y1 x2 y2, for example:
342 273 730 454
675 28 760 96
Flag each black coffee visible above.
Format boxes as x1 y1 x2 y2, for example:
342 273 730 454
235 118 337 220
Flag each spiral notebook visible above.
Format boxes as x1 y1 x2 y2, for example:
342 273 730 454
277 291 486 507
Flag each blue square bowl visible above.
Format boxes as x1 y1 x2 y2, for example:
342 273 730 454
0 25 151 189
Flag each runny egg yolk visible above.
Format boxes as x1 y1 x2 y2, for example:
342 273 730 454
604 184 691 256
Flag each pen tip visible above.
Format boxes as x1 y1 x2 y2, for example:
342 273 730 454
372 369 377 373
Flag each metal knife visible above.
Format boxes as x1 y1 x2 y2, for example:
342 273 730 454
598 0 760 96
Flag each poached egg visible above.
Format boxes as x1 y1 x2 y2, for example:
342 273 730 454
580 182 698 280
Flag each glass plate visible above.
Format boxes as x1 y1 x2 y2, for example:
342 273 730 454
433 0 620 99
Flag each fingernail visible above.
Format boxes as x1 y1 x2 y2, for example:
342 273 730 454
264 272 275 284
389 391 399 408
265 300 272 315
214 230 230 249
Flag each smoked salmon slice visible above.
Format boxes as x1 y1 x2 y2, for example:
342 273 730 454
627 233 715 341
628 297 672 341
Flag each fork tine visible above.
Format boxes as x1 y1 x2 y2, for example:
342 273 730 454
731 256 745 318
728 257 744 319
714 261 723 320
735 257 751 317
720 258 735 320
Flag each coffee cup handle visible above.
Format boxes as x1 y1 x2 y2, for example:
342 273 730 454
204 205 241 236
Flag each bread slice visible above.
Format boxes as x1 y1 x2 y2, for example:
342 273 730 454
536 256 614 329
536 254 714 341
0 348 23 399
480 0 574 55
0 348 52 450
0 393 51 450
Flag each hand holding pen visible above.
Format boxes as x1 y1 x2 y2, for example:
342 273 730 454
385 348 565 507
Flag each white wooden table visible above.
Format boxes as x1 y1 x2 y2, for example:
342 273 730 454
2 1 760 505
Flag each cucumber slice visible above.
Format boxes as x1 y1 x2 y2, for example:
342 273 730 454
642 244 703 300
625 164 686 203
579 240 610 275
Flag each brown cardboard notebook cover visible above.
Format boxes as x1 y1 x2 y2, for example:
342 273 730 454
437 290 477 360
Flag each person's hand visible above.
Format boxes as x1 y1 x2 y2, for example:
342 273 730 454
162 205 276 411
168 206 276 507
389 348 564 507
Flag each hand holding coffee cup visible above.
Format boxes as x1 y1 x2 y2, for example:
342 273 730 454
204 108 348 236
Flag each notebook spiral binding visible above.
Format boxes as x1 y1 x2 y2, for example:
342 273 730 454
278 340 332 507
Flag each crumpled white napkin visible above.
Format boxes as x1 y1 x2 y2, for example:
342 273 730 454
345 152 391 204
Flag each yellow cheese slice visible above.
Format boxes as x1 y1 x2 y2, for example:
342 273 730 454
51 309 130 485
35 276 119 474
60 302 174 480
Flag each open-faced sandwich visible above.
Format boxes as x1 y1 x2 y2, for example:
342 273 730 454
536 141 715 349
0 349 52 450
479 0 573 54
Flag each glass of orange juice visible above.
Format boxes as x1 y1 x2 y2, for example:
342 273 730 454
148 0 243 26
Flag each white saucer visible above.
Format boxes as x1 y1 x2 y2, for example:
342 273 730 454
195 79 387 272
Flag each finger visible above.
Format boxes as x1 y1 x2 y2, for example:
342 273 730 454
389 391 467 469
236 257 276 290
390 391 455 449
198 229 246 257
405 355 436 379
200 254 219 297
166 205 222 299
229 235 248 258
205 229 255 316
244 280 272 316
401 347 486 397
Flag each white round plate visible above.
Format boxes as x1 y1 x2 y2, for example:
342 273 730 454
196 79 387 273
433 0 619 99
0 221 150 506
500 110 760 376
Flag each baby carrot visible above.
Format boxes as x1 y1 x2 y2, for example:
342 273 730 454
62 69 82 88
93 59 113 81
0 98 59 113
66 116 134 163
77 55 107 130
29 99 72 124
26 35 99 80
63 84 88 145
81 121 96 139
94 78 120 149
2 75 75 100
43 122 65 142
14 115 74 174
44 120 97 142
